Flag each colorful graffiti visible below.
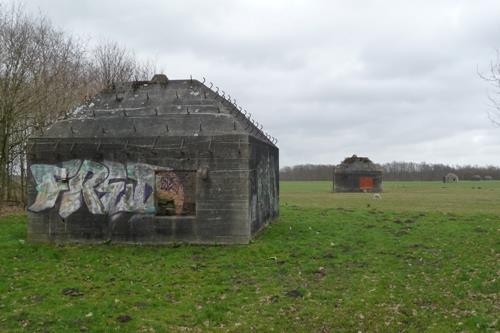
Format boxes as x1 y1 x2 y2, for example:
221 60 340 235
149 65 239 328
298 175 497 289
29 160 185 218
155 171 185 215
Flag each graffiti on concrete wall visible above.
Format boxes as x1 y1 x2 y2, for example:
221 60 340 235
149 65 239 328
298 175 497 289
29 160 186 218
250 152 279 228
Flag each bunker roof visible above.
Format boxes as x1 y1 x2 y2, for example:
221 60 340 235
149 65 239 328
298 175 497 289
336 155 382 172
37 76 276 147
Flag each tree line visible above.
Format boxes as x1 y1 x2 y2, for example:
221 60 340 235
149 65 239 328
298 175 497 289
0 3 156 203
280 162 500 181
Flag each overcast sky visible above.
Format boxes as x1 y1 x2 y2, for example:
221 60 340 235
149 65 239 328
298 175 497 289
12 0 500 167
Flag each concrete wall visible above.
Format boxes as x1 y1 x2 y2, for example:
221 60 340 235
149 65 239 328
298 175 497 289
334 171 383 193
248 137 279 235
27 134 259 244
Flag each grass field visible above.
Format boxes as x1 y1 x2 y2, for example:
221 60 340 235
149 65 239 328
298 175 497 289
0 181 499 332
281 180 500 214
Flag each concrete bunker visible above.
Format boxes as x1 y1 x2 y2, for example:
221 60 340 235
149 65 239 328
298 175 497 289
334 155 383 193
26 75 279 244
444 173 459 183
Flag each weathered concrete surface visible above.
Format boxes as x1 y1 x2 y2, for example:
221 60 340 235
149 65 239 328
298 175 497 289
27 77 279 244
334 155 383 193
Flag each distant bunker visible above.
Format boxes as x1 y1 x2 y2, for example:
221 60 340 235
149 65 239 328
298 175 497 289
334 155 383 193
26 75 279 245
444 173 459 183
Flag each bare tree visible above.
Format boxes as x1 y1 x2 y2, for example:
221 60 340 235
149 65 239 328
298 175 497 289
481 50 500 126
0 3 158 204
90 41 156 90
0 3 88 202
91 41 136 88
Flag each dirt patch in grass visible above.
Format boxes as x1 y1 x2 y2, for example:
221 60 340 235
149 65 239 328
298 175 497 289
0 204 24 217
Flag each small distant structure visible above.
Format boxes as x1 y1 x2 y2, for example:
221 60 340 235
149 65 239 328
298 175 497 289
334 155 383 193
471 175 482 181
484 175 493 180
444 173 459 183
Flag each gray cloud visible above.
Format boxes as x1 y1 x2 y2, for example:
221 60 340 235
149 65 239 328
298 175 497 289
13 0 500 167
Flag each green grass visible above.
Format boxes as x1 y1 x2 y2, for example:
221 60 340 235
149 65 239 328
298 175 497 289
0 181 499 332
281 180 500 214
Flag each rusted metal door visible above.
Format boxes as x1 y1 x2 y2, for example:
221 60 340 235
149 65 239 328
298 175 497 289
359 176 374 190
